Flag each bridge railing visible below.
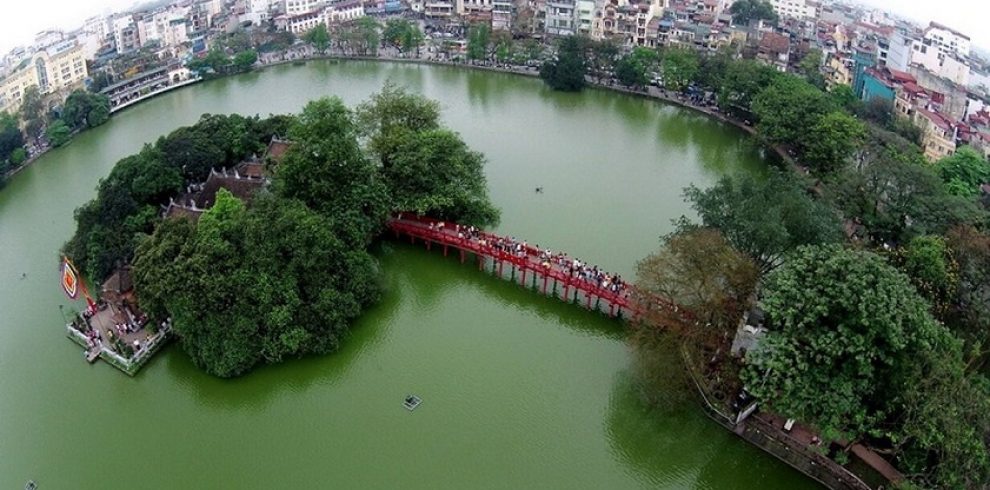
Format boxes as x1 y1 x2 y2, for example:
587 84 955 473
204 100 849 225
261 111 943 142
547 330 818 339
388 216 693 321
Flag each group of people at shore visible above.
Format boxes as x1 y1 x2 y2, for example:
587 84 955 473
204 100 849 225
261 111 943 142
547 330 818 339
422 219 628 297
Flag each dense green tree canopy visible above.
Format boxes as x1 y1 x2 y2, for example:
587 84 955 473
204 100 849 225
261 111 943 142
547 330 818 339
827 145 987 244
752 76 833 151
0 112 25 164
729 0 779 25
945 226 990 373
716 59 780 117
45 120 72 147
61 90 111 130
134 191 381 377
743 245 958 439
661 48 700 93
540 36 587 92
936 147 990 198
897 357 990 489
682 171 843 273
64 114 285 281
275 97 390 247
382 19 424 54
615 47 658 88
467 23 491 61
803 111 866 174
303 24 331 54
355 81 441 165
896 235 956 312
384 129 498 226
232 49 259 72
116 88 499 377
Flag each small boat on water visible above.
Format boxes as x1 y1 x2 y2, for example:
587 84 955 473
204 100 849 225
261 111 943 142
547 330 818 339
403 395 422 411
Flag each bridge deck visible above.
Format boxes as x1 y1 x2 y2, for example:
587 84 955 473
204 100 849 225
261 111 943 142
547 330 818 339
388 215 688 321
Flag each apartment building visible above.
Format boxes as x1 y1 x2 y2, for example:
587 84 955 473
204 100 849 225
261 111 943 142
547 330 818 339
0 40 88 114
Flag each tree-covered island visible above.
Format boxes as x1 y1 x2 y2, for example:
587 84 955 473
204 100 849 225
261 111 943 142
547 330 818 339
64 84 498 378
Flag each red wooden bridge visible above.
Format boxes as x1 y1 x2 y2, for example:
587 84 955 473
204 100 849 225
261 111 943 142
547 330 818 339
388 215 692 322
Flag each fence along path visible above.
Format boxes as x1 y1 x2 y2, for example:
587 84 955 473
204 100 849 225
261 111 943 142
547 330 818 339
387 215 693 323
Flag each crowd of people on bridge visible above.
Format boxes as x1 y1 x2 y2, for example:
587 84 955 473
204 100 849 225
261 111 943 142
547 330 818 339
419 219 629 298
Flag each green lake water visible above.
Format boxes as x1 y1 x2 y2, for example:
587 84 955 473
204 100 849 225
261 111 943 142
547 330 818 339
0 60 816 489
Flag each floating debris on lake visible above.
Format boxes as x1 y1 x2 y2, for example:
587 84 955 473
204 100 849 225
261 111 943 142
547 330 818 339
404 395 422 411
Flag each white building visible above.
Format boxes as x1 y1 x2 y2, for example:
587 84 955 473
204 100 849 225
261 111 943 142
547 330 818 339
76 30 106 60
544 0 576 36
424 0 455 18
459 0 495 15
241 0 274 25
276 10 323 33
492 0 513 30
768 0 816 20
35 30 66 49
325 1 365 23
83 15 111 43
575 0 595 35
884 31 915 72
924 21 970 59
111 14 138 53
164 19 190 47
910 37 971 87
283 0 327 15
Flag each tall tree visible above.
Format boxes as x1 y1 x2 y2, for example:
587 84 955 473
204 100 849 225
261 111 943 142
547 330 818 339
589 39 619 82
303 24 331 54
729 0 779 26
61 90 111 130
232 49 258 72
945 226 990 373
383 128 499 226
936 147 990 198
19 86 46 139
466 23 491 61
276 97 389 247
742 245 959 440
803 110 867 174
635 228 758 340
752 76 833 152
45 120 72 147
717 58 780 117
383 19 423 55
661 48 700 93
0 112 24 163
355 17 380 56
354 81 441 166
540 36 587 91
616 47 659 88
827 141 988 244
682 171 843 273
133 191 381 378
798 48 825 89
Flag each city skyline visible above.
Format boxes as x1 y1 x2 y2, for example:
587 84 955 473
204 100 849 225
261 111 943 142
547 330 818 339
0 0 989 56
